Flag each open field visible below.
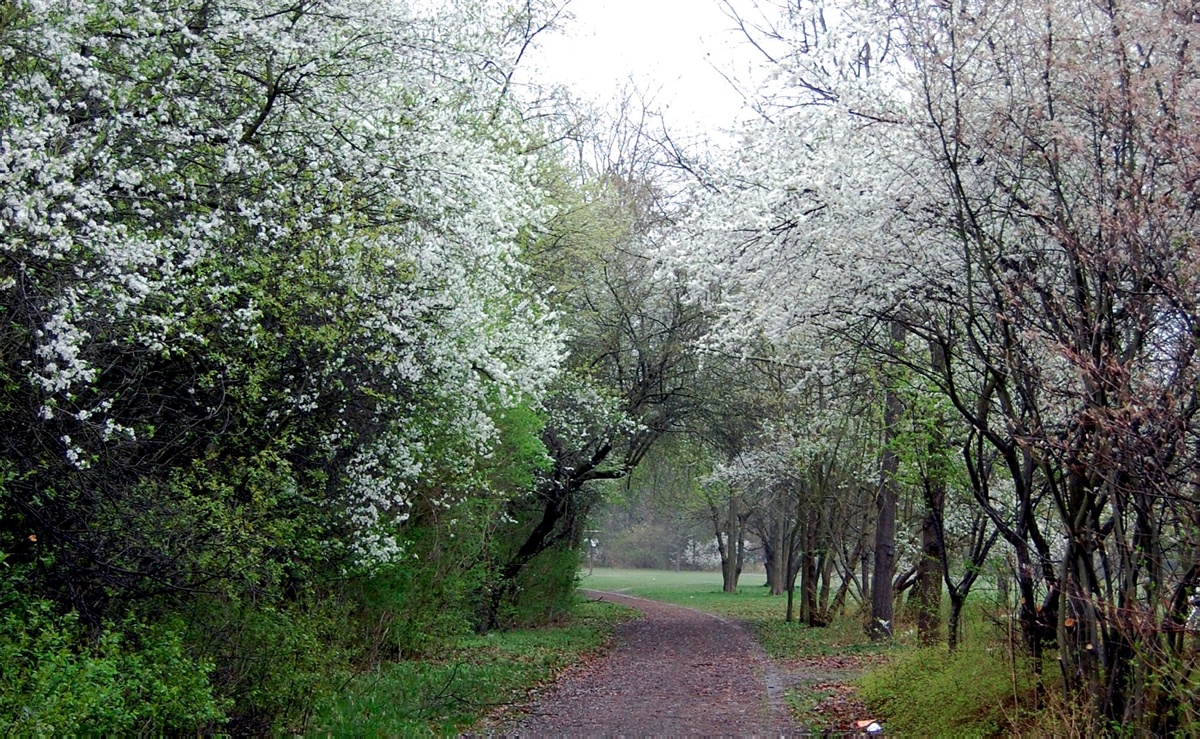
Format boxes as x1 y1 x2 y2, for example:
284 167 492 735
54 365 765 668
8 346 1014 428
581 568 815 626
582 568 761 601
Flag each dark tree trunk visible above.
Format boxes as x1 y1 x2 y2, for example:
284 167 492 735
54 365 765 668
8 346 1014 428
800 509 820 625
718 496 745 593
763 535 777 593
912 339 948 645
947 591 965 650
911 501 943 645
869 320 905 640
771 505 787 596
786 554 799 623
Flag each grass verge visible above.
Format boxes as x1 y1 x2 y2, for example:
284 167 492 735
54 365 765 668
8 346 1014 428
309 596 637 735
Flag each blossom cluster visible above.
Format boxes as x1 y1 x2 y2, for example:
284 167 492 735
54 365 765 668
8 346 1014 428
1 0 563 564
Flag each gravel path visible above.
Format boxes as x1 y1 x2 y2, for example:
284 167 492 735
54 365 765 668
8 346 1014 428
507 590 794 736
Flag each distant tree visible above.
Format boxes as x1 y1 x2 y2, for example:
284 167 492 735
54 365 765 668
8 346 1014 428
484 96 712 624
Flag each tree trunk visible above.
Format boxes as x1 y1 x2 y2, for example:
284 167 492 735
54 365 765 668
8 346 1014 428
763 534 777 593
948 591 964 651
785 534 802 623
860 537 872 612
870 320 905 640
913 341 948 645
771 503 787 596
818 550 833 618
733 520 746 590
800 509 820 625
721 495 742 592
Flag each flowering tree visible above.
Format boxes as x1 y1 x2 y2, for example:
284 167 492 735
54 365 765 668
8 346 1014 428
0 0 562 623
716 372 880 622
489 143 711 624
898 1 1200 721
676 0 1200 725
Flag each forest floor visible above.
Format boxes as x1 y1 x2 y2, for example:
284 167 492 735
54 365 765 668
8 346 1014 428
494 587 884 736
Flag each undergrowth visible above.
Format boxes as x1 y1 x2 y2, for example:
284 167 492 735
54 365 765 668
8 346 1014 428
0 601 226 735
857 643 1035 736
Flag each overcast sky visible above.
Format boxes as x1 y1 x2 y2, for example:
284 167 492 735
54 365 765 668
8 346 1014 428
524 0 764 136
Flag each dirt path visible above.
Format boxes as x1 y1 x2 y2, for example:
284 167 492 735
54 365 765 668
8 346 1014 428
505 590 794 736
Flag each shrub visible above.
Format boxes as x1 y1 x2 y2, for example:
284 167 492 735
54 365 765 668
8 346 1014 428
180 594 356 734
499 544 582 628
344 523 487 660
0 598 226 734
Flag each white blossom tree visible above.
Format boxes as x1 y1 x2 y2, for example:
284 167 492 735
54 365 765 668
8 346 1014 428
672 0 1200 725
0 0 563 620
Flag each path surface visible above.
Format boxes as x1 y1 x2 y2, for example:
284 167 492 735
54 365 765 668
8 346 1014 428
508 590 794 736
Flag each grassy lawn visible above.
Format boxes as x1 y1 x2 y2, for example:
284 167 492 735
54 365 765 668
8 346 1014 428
309 597 638 735
580 568 771 618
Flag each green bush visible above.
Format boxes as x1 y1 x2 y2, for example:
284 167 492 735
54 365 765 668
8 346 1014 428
344 524 487 659
0 599 226 734
499 544 581 628
858 643 1034 736
180 594 355 734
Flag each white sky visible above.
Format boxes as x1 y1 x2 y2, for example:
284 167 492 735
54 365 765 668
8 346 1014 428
525 0 764 136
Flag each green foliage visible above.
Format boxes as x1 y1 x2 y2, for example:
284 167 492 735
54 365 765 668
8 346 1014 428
890 373 962 492
353 522 490 659
484 402 551 496
0 598 226 735
179 595 353 734
595 440 714 571
0 0 701 732
603 521 684 569
857 644 1034 736
500 545 582 628
311 597 637 735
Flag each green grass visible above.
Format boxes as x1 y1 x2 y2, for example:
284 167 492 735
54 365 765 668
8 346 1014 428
580 567 765 593
310 597 637 735
580 567 779 618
